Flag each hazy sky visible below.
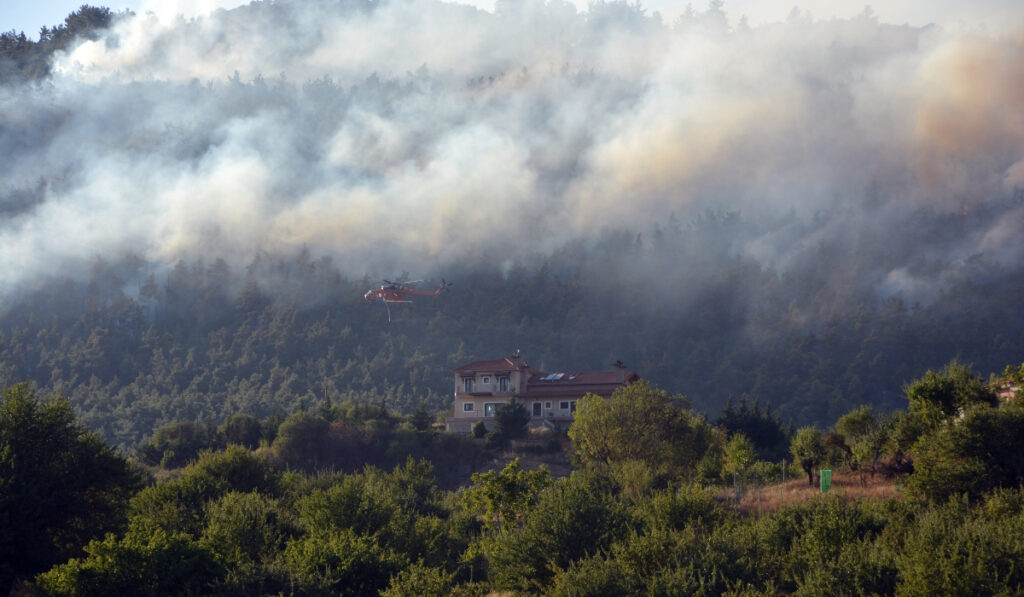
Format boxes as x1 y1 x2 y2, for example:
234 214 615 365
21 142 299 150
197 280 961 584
5 0 1022 38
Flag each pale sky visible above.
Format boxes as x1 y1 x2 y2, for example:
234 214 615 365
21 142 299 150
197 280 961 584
3 0 1021 40
3 0 142 37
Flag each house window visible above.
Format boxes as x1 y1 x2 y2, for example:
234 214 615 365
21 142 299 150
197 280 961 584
570 400 577 414
464 378 475 393
545 401 552 409
532 402 541 416
463 403 474 412
559 401 569 410
484 403 502 417
483 376 490 384
499 377 510 392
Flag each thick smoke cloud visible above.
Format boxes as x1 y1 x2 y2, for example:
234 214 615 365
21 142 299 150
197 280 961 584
1 0 1023 304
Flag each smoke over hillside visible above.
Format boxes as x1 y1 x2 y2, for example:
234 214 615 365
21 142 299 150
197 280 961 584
2 0 1023 305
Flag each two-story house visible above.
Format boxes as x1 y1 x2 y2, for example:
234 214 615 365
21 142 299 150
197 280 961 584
445 351 639 433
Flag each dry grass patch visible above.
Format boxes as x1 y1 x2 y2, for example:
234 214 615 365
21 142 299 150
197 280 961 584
720 470 902 515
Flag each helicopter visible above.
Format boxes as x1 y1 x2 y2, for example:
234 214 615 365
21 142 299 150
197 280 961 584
364 278 452 321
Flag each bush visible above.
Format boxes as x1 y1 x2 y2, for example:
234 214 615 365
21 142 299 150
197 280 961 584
568 381 718 483
129 446 282 538
220 413 263 449
141 420 219 468
485 479 629 591
906 406 1024 503
34 530 223 597
273 412 330 470
897 494 1024 596
410 403 433 432
281 529 407 597
548 555 637 597
199 491 294 593
494 402 530 440
381 562 453 597
640 485 731 533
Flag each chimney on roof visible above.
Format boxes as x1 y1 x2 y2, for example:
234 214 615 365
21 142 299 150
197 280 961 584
613 360 626 383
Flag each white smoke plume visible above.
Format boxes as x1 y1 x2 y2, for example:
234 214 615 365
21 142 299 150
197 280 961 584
1 0 1023 301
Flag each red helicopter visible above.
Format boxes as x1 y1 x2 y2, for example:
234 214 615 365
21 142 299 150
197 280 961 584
364 278 452 321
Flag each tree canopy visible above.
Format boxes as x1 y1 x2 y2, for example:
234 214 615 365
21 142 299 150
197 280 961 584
0 383 142 595
905 360 998 423
790 426 825 486
716 395 791 461
568 381 717 483
494 401 531 440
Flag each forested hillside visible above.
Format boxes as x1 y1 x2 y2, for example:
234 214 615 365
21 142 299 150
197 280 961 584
3 1 1024 448
1 214 1023 449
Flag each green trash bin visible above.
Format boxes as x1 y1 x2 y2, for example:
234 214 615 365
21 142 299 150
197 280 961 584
820 469 832 494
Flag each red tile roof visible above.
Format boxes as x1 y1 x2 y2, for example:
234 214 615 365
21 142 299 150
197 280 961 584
519 370 639 399
453 354 638 400
453 358 521 374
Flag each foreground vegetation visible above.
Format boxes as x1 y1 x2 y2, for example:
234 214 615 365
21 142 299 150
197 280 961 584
3 360 1024 596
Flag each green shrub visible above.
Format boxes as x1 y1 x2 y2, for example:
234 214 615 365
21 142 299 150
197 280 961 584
547 555 637 597
897 494 1024 596
472 421 487 439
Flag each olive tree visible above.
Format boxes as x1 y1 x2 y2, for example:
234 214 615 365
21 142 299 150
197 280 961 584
905 360 997 424
568 381 716 483
790 426 825 486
